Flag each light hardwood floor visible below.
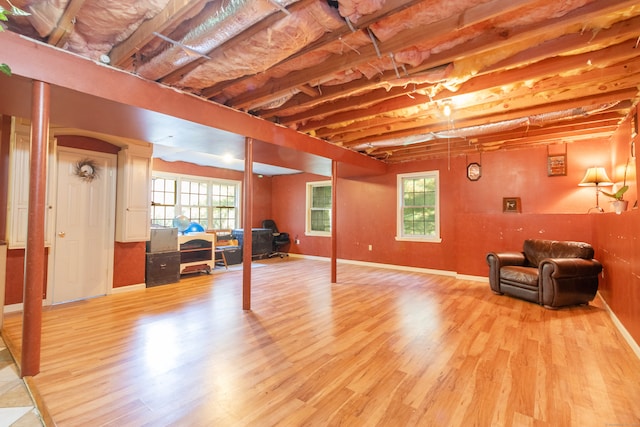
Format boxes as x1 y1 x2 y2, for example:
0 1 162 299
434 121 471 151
2 257 640 426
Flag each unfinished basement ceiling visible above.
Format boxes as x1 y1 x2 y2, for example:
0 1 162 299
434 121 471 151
5 0 640 163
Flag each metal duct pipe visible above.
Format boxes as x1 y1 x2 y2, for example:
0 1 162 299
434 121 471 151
350 102 619 152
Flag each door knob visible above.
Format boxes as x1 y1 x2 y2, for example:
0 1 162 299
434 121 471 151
58 231 66 238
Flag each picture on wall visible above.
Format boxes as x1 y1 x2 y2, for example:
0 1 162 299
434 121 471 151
503 197 522 213
547 154 567 176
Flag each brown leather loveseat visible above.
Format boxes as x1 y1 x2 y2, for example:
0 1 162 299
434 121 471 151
486 239 602 308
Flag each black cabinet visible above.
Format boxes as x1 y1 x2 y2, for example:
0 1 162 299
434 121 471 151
232 228 273 260
145 251 180 287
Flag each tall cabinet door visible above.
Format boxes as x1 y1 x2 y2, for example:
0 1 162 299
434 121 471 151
6 118 56 249
115 144 152 242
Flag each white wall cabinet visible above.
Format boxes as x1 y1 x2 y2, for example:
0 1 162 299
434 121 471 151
115 144 152 242
6 118 56 249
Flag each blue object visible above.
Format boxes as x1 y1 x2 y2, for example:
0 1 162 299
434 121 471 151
172 215 190 232
184 221 205 234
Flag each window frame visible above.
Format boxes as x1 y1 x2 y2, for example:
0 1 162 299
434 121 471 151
396 170 441 243
150 176 178 228
305 180 332 237
151 171 242 231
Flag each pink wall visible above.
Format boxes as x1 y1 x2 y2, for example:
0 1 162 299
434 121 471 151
591 109 639 345
272 140 611 274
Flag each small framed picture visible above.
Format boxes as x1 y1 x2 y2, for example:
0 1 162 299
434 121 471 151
547 154 566 176
466 162 481 181
503 197 521 213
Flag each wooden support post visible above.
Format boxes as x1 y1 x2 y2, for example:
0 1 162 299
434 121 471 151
242 137 253 310
331 160 337 284
21 80 50 377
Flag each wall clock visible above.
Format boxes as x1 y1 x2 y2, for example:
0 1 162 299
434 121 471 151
467 162 481 181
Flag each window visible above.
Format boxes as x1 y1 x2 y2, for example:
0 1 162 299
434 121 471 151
151 177 176 227
306 181 331 236
180 179 209 228
210 183 238 230
397 171 441 242
151 173 241 230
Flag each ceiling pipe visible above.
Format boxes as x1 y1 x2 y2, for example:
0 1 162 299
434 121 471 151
350 102 620 152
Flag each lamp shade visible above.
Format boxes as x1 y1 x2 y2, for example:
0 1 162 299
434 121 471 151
578 167 613 187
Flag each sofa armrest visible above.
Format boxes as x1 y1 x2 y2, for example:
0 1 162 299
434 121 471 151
486 251 526 293
539 258 603 307
540 258 603 278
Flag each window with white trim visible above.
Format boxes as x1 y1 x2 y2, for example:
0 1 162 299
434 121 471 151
150 177 176 227
151 173 241 230
306 181 331 236
397 171 441 242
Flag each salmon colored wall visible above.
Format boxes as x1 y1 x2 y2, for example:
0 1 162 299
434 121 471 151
57 135 121 154
113 242 146 288
5 249 48 305
272 140 610 272
592 109 639 347
594 211 640 345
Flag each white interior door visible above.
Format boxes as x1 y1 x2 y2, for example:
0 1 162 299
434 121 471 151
52 148 116 304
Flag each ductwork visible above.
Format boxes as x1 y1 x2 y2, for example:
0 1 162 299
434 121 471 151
350 102 620 152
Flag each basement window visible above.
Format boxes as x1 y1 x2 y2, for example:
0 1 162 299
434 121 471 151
151 173 241 230
396 171 441 243
306 181 331 236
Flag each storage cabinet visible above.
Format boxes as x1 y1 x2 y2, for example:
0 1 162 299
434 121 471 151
115 144 152 242
232 228 273 260
145 227 180 287
179 234 214 274
219 246 242 265
6 118 56 249
146 251 180 287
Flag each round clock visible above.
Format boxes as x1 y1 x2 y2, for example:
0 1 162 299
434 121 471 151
467 162 481 181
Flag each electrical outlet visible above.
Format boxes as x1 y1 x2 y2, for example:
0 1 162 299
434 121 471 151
295 239 300 244
368 244 372 251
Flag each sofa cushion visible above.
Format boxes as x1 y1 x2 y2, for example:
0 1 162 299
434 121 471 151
500 265 539 287
523 239 594 267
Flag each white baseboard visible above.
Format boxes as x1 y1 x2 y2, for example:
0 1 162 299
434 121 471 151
288 253 487 282
3 303 25 313
2 284 147 315
597 292 640 360
111 283 146 294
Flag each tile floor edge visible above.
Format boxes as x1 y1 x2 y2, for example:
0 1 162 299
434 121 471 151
1 330 52 426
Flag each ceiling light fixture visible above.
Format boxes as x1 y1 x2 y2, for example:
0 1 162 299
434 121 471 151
443 103 452 117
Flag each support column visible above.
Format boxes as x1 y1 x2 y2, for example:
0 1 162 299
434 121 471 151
331 160 337 284
22 81 50 377
242 137 253 310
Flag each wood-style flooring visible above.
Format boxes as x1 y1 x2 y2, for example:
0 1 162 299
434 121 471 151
2 257 640 426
